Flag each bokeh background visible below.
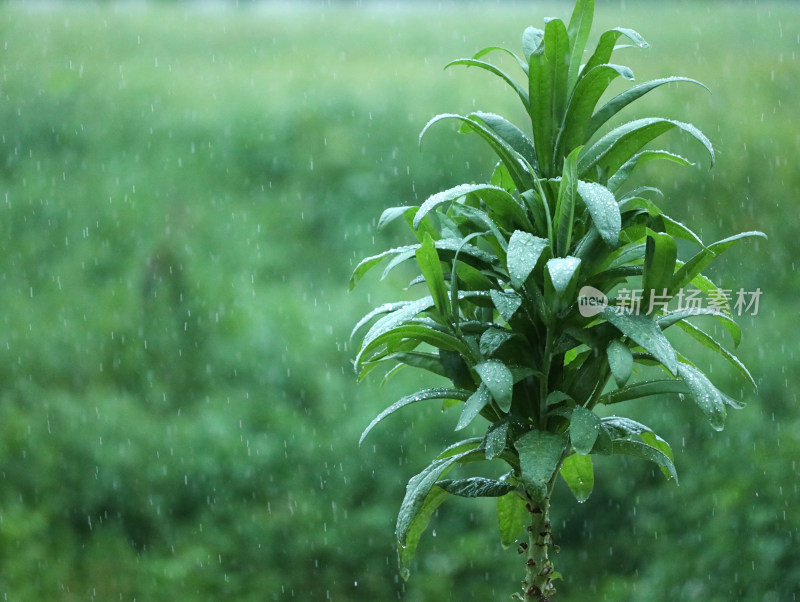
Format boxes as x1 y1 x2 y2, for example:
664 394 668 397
0 1 797 600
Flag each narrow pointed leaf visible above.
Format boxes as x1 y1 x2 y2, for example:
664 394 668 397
602 307 678 375
560 453 594 502
485 421 510 460
642 231 678 313
349 244 418 290
560 64 634 157
554 147 581 256
606 439 677 481
472 111 538 169
588 77 708 139
658 305 741 348
445 59 530 111
437 477 515 498
598 378 690 405
529 17 570 176
677 362 726 431
420 113 534 192
566 0 595 90
579 118 715 180
582 27 648 77
670 231 767 294
607 150 693 193
674 320 756 388
378 206 416 230
456 383 492 431
416 233 451 318
577 180 620 247
360 388 472 445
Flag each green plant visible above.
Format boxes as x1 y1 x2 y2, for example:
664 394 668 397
350 0 764 599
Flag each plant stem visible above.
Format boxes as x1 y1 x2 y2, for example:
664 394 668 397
519 481 557 601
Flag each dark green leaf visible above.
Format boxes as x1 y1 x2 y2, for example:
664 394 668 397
475 360 514 413
607 150 693 193
675 320 756 388
485 422 510 460
570 406 601 455
360 388 472 445
473 111 538 170
437 477 515 498
606 439 677 481
606 339 633 387
490 289 523 322
456 383 492 431
515 430 569 502
642 231 678 314
560 453 594 502
677 362 726 431
597 378 690 405
602 307 678 375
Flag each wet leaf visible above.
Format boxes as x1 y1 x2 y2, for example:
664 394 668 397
560 453 594 502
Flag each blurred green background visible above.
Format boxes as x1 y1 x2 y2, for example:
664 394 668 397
0 1 796 600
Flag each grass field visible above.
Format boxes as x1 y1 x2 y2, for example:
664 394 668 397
0 2 797 600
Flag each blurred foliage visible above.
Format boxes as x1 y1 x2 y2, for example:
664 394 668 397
0 2 796 601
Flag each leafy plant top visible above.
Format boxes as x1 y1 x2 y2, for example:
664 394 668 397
349 0 764 599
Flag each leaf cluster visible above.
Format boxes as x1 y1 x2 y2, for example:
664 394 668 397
350 0 764 579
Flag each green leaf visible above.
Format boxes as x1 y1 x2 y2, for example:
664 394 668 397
677 362 726 431
559 64 634 157
588 77 708 140
674 320 756 389
560 453 594 502
602 307 678 375
456 383 492 431
522 26 544 60
579 118 715 180
437 477 515 498
444 59 530 111
359 388 472 446
490 289 523 322
485 422 510 460
566 0 595 90
544 256 581 317
507 230 549 288
377 206 416 231
355 297 435 366
472 111 538 171
554 147 581 256
356 322 475 369
416 233 451 319
349 244 418 290
396 448 483 578
670 231 767 294
606 439 678 481
597 378 690 405
576 180 621 247
351 301 412 341
529 17 570 176
606 340 633 388
480 327 514 357
658 306 741 348
397 484 448 581
420 113 534 192
570 406 601 455
475 360 514 413
515 430 569 502
582 27 648 77
607 150 693 193
497 491 528 548
642 231 678 314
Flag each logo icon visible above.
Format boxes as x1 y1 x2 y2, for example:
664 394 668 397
577 286 608 318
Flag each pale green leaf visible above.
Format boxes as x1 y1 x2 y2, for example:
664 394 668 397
677 362 726 431
437 477 515 498
507 230 549 288
576 180 621 247
606 339 633 387
497 491 528 548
